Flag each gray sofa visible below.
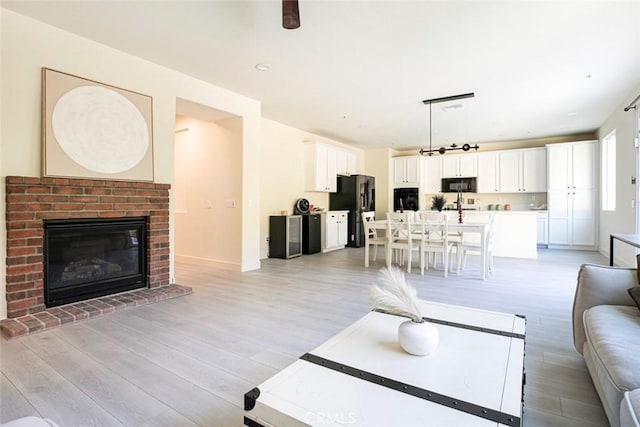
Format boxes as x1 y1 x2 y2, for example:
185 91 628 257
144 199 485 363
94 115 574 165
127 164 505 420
573 264 640 427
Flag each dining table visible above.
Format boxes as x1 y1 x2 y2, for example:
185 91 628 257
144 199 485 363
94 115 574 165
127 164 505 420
365 219 490 280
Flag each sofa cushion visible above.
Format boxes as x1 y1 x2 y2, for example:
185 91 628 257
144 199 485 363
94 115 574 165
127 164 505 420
584 305 640 392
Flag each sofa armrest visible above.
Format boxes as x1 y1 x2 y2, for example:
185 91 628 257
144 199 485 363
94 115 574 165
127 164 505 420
572 263 637 355
621 390 640 427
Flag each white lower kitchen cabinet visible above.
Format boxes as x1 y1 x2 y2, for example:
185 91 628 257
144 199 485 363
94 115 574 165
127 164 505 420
536 211 548 246
321 211 348 252
548 189 596 247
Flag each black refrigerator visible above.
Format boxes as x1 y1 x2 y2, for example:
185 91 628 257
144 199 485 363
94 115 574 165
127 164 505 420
329 174 375 248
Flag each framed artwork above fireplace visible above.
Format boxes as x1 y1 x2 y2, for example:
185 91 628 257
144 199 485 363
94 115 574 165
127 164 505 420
42 67 154 181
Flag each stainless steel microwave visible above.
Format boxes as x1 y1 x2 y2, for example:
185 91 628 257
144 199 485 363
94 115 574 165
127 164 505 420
441 177 477 193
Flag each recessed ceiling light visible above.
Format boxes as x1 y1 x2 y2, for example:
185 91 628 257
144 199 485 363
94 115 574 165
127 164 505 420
568 112 578 116
255 63 271 71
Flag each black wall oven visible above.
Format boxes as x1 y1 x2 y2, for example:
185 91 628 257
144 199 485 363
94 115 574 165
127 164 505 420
393 188 419 211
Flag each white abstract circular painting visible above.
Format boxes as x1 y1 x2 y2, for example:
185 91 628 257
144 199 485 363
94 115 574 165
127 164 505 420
52 85 149 174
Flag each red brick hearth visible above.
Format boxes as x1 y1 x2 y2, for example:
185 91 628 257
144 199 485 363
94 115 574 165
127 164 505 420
3 176 180 323
1 284 191 339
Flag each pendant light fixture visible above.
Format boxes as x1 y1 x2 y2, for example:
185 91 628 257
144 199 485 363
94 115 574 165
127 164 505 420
419 92 479 156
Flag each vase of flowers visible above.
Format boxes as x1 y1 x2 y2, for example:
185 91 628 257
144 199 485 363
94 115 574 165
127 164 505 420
369 267 439 356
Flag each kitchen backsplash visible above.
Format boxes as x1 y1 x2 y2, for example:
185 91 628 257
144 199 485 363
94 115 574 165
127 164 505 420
422 192 547 211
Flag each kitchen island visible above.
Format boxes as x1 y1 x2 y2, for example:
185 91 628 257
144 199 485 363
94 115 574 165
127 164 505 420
491 211 539 259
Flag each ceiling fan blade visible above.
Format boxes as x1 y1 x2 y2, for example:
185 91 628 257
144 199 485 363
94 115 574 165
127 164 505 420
282 0 300 29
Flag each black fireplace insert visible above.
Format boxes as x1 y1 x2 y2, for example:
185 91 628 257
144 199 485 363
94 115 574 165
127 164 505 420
44 217 147 307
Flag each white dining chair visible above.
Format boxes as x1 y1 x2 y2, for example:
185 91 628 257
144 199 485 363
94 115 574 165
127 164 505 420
386 212 419 273
456 212 497 275
416 212 454 277
362 211 386 267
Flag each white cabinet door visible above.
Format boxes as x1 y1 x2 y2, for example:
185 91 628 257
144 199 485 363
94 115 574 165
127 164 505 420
522 148 546 193
335 149 347 176
572 142 596 190
393 157 421 187
326 146 337 192
498 148 546 193
547 144 571 191
442 156 460 178
498 151 521 193
458 154 477 177
322 211 348 251
314 143 330 192
548 190 571 245
546 141 597 247
345 151 357 175
405 157 420 185
536 213 548 245
337 212 348 246
326 212 339 249
422 156 442 193
572 189 596 246
393 158 407 186
549 189 595 246
442 154 477 178
335 149 357 176
549 141 595 192
477 152 499 193
305 142 338 192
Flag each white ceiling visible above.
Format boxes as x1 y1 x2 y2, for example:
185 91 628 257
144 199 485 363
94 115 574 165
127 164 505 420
4 1 640 150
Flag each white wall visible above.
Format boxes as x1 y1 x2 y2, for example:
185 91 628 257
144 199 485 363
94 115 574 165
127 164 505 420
259 118 364 259
364 148 393 218
174 115 243 270
0 10 262 318
599 84 640 266
0 5 5 319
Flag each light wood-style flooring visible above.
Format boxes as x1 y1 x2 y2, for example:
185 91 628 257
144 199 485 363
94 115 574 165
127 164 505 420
1 248 610 426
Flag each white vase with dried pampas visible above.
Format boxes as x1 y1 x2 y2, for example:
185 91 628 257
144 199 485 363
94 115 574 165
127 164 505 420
369 266 439 356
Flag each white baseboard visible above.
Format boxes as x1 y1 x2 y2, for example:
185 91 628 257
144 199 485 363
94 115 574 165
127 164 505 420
175 255 242 271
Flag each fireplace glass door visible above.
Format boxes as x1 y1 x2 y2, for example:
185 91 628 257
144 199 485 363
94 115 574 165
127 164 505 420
44 217 147 307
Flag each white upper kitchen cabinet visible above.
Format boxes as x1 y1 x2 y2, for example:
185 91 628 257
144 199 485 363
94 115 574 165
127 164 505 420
547 141 597 248
393 156 422 187
305 141 337 192
498 148 546 193
442 154 477 178
476 152 499 193
336 149 357 176
498 150 521 193
422 155 442 193
522 148 547 193
548 141 596 191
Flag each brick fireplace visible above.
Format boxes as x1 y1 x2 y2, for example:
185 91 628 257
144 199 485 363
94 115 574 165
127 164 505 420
5 176 172 319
